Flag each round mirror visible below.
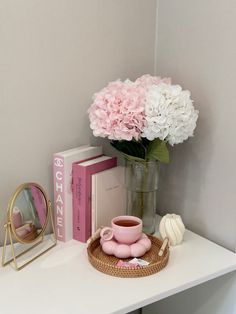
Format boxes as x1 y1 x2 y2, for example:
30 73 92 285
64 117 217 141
8 183 49 244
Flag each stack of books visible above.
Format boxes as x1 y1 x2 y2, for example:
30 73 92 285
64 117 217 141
53 145 126 243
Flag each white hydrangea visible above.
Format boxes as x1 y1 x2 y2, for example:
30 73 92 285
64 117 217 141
141 83 199 145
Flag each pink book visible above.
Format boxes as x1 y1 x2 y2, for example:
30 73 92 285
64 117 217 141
53 145 102 242
72 155 117 242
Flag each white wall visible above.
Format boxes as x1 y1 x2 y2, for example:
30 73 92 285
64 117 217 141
0 0 157 245
144 0 236 313
155 0 236 252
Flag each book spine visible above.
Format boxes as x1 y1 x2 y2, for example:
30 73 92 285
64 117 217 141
72 165 86 242
91 175 97 235
53 154 65 242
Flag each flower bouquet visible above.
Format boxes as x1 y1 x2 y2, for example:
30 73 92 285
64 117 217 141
88 74 198 233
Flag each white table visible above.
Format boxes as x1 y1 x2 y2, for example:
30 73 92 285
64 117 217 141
0 226 236 314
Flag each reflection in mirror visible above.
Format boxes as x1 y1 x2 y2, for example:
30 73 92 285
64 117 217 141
2 182 56 270
11 185 48 242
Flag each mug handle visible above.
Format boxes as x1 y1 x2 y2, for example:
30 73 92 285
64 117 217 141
100 227 114 241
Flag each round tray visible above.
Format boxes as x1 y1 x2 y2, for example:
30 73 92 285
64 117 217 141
87 234 170 278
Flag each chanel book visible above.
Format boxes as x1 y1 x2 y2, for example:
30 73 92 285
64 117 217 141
53 145 102 242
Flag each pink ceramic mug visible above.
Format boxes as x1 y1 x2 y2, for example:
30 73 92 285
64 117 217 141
100 215 142 245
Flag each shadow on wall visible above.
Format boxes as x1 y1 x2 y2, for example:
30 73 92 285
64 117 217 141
90 135 125 165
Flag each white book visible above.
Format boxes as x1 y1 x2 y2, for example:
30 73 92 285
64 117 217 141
53 145 102 242
91 166 126 234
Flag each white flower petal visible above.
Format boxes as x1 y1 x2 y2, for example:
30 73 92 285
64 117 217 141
142 85 198 145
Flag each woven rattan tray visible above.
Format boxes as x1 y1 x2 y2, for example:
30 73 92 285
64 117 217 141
87 234 170 278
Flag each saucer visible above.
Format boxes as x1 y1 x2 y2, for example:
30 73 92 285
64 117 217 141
100 233 152 258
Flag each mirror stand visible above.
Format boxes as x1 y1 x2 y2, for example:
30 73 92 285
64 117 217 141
2 192 57 271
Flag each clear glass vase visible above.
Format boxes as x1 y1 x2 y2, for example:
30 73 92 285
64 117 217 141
125 159 159 234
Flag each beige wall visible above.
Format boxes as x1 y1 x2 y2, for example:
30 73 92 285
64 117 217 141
0 0 156 244
155 0 236 252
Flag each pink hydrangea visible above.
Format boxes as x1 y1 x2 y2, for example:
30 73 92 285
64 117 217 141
88 80 146 141
135 74 171 88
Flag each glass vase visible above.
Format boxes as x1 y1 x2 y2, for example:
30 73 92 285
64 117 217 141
125 159 159 234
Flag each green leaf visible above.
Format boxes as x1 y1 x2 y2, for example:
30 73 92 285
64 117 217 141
110 140 146 160
146 139 170 163
140 137 151 148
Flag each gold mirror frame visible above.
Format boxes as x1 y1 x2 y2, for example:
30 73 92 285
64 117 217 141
2 182 57 270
